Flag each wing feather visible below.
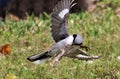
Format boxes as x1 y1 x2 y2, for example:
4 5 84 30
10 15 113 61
50 0 75 42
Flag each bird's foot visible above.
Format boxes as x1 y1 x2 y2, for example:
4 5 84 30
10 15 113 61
50 58 59 67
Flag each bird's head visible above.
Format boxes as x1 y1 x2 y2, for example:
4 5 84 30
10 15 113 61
72 34 83 45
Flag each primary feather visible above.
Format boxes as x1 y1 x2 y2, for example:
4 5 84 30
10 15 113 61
51 0 75 42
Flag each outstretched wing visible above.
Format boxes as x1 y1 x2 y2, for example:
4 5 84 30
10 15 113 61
64 46 101 60
51 0 76 42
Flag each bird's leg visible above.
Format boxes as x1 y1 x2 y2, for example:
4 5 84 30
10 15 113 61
51 49 65 67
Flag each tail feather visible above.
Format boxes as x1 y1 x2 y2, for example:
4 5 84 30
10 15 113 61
27 51 51 62
33 58 49 65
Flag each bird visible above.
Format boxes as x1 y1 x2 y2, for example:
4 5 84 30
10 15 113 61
27 0 100 66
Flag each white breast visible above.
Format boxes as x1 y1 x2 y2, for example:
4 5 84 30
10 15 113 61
65 35 74 45
50 35 73 52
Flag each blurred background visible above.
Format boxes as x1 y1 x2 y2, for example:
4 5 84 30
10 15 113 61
0 0 103 20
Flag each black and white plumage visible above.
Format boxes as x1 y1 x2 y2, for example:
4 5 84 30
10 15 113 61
27 0 100 66
50 0 75 42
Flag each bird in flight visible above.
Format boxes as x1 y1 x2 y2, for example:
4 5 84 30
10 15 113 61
27 0 100 66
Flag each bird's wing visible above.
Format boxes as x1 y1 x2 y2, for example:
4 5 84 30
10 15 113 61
51 0 76 42
64 46 101 60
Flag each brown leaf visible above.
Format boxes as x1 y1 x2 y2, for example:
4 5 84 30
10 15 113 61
0 44 11 55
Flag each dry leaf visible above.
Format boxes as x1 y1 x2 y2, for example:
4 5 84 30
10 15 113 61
5 74 16 79
0 44 11 55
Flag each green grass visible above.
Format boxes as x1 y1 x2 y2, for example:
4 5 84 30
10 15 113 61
0 0 120 79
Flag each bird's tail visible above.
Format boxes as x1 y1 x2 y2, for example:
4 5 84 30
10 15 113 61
27 51 51 64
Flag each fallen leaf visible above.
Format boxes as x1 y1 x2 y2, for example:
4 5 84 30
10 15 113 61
0 44 11 55
5 74 16 79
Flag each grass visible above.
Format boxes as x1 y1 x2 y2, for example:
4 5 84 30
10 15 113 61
0 0 120 79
